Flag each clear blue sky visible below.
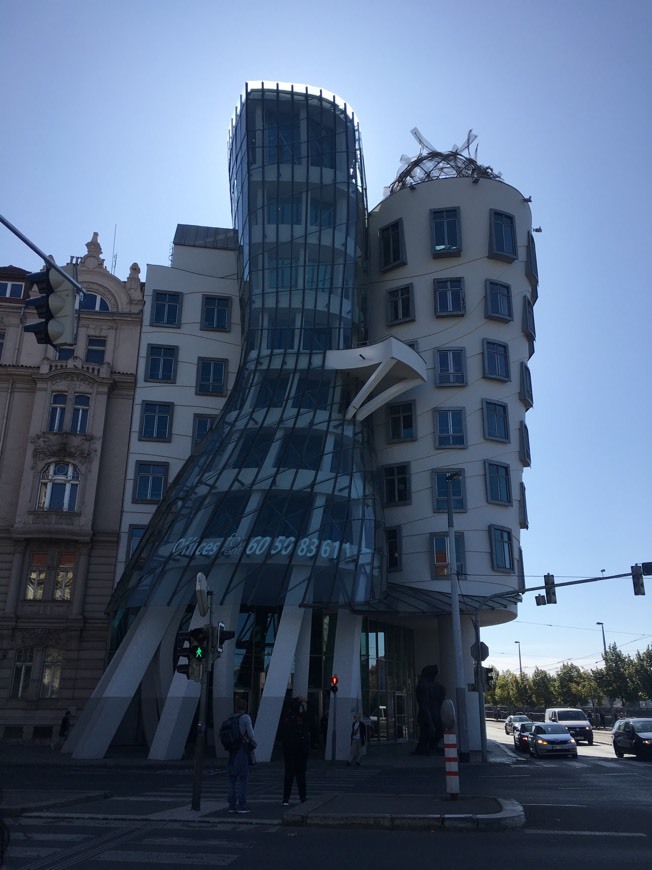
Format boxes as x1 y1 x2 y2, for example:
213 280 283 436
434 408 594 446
2 0 651 677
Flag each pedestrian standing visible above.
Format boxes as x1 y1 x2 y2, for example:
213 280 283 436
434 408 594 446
280 697 311 805
51 710 71 750
226 699 256 814
346 713 367 766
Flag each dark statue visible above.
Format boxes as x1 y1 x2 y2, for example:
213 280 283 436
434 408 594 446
412 664 446 755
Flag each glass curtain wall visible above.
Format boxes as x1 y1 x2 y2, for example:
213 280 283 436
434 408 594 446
109 84 385 639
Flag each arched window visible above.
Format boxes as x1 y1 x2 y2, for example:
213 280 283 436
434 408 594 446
37 463 79 512
79 292 109 312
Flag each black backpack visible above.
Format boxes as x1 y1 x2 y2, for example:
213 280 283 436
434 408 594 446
219 714 243 752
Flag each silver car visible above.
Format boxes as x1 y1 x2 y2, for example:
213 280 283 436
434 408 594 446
528 723 578 758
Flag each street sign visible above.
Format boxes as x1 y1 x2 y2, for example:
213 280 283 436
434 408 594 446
470 641 489 662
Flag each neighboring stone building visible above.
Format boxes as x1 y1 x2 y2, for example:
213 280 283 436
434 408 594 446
0 236 143 741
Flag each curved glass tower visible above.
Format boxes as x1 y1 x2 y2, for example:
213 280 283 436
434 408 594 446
110 83 384 616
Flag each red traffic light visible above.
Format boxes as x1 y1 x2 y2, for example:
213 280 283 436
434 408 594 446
330 674 339 693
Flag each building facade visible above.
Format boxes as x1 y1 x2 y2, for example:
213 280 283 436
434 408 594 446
67 85 538 761
0 236 143 741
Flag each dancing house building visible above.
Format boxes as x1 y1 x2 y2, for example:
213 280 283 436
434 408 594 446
69 84 538 761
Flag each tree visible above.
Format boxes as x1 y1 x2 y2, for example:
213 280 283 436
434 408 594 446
631 646 652 702
603 643 639 706
555 662 585 706
529 667 556 708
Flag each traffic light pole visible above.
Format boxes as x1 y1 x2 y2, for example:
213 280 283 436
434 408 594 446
0 214 84 295
191 590 213 812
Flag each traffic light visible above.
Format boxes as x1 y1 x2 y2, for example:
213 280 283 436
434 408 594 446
174 630 197 681
631 564 646 596
330 674 339 694
213 622 236 659
544 573 557 605
189 626 209 666
24 266 77 348
483 667 495 691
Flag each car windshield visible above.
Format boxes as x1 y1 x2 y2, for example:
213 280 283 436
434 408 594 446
539 723 568 734
518 723 534 732
632 720 652 733
513 716 529 722
557 711 587 722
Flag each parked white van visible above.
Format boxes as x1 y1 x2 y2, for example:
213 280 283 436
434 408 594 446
544 708 594 744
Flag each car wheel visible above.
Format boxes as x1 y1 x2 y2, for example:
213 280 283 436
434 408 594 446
614 746 624 758
587 736 594 746
504 726 509 734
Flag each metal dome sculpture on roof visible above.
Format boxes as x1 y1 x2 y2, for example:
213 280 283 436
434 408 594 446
385 128 502 196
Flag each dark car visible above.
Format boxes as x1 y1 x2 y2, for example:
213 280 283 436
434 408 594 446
527 723 578 758
513 721 535 752
612 717 652 760
504 714 530 734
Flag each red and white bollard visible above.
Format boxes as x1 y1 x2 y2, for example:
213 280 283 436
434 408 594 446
444 728 460 799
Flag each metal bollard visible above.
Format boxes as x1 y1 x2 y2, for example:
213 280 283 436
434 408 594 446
444 729 460 799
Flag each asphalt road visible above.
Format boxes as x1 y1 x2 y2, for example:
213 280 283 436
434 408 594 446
3 727 652 870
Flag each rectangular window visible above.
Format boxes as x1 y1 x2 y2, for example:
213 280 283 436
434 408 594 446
256 374 290 409
434 407 466 448
431 207 461 257
26 551 48 600
140 401 173 440
432 469 466 512
267 314 295 350
434 278 465 316
483 399 510 441
435 347 467 386
385 527 402 572
305 262 332 291
387 402 415 441
279 430 327 470
127 525 146 558
54 552 75 600
483 339 510 381
489 210 518 262
201 295 231 331
1 280 25 298
308 117 335 169
387 284 414 324
292 372 334 410
133 462 168 502
265 110 301 164
485 280 513 321
71 395 90 434
309 195 334 228
520 362 534 408
485 461 512 504
11 648 33 699
0 330 5 360
196 358 227 395
232 430 276 469
145 345 178 382
519 482 529 530
192 414 217 449
522 297 536 340
151 290 182 326
432 532 466 576
489 524 515 572
40 647 63 699
379 219 406 271
526 231 539 291
48 393 67 433
85 337 106 364
268 256 298 289
267 193 302 225
383 464 411 505
519 421 531 467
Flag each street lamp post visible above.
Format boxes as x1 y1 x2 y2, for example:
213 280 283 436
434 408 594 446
446 472 470 763
515 640 522 678
596 622 607 655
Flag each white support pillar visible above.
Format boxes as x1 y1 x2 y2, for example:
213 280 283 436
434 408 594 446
68 603 184 759
327 610 362 761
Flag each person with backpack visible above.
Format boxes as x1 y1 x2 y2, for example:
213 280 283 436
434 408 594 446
280 697 311 806
222 698 256 814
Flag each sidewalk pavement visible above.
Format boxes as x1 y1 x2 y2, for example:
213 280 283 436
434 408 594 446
0 738 525 831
